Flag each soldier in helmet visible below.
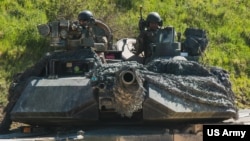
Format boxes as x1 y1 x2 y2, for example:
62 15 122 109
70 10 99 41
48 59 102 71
135 12 163 64
78 10 95 27
77 10 108 44
76 10 112 63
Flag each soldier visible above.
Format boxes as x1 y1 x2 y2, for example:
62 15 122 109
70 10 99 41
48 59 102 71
77 10 94 26
77 10 111 63
135 12 163 64
77 10 109 45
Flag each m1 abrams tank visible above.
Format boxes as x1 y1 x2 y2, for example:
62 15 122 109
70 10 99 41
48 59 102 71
0 16 238 140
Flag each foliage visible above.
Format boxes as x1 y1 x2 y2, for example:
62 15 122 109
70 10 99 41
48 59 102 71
0 0 249 108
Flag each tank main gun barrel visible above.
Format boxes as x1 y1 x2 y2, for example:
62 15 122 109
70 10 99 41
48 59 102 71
113 68 145 117
120 70 136 85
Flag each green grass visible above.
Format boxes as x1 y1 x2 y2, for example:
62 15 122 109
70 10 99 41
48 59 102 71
0 0 250 108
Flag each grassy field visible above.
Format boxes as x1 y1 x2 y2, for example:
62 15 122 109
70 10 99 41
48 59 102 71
0 0 250 108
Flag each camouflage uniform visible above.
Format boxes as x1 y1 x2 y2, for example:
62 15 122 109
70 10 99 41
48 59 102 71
135 12 163 64
78 10 111 63
135 29 159 64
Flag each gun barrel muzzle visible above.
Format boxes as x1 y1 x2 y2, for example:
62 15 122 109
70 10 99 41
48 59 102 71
121 71 136 85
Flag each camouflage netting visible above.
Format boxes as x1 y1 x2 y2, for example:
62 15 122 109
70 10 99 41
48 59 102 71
92 59 237 117
113 67 145 117
145 58 236 109
92 61 146 117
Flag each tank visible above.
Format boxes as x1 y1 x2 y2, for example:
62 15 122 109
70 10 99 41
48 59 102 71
0 18 238 134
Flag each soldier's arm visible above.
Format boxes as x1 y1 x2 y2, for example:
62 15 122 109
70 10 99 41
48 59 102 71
135 32 145 55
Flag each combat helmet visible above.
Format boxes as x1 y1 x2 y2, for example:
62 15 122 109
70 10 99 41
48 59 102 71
146 12 163 26
78 10 94 21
